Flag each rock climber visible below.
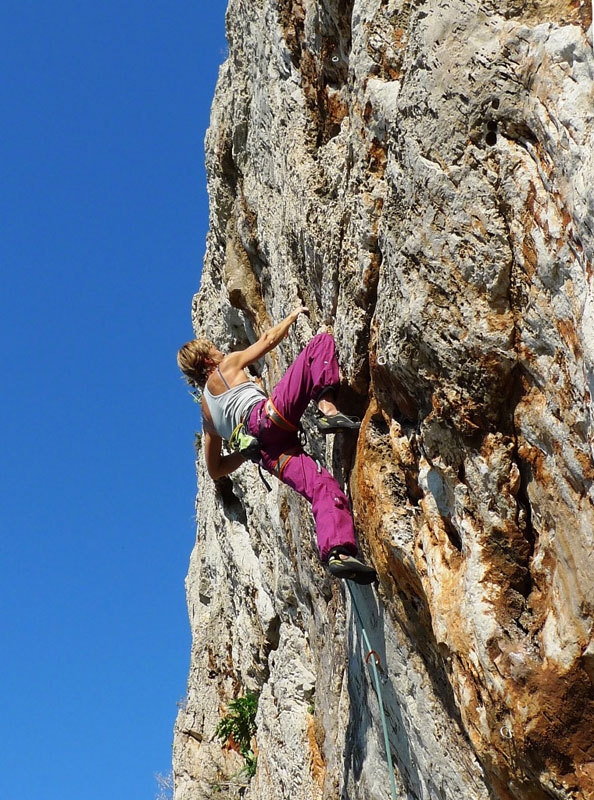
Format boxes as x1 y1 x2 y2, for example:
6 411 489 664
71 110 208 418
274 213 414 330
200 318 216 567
177 307 376 584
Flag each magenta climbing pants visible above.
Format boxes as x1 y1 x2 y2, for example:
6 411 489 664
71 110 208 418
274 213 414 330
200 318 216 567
247 333 358 562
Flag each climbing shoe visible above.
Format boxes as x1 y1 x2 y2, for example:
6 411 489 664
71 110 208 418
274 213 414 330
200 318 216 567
316 412 361 434
327 549 377 585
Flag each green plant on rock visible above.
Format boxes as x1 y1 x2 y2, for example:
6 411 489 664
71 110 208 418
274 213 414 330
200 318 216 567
154 771 174 800
216 691 259 778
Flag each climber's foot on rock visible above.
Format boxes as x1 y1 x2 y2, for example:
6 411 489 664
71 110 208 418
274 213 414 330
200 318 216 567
316 411 361 434
327 549 377 585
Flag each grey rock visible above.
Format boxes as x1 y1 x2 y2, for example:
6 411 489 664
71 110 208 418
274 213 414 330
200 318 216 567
174 1 594 798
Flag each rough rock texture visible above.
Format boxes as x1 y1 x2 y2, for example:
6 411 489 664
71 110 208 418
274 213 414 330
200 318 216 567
173 1 594 798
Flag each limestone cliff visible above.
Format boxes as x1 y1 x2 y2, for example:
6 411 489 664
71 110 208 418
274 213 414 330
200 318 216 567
173 1 594 798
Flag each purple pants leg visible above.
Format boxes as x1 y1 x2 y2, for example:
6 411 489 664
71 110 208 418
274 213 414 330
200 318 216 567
247 333 358 561
278 453 358 561
270 331 340 424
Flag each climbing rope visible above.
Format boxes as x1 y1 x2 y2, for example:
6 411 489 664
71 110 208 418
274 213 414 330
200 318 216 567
346 582 399 800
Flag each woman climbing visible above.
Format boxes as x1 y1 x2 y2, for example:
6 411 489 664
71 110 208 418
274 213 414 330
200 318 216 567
177 307 376 584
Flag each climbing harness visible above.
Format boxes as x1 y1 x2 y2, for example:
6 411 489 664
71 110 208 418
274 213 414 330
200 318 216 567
270 447 300 479
346 582 399 800
259 397 307 481
263 398 298 432
257 465 273 492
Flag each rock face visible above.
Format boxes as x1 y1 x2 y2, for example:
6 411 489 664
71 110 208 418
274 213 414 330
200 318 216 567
173 1 594 798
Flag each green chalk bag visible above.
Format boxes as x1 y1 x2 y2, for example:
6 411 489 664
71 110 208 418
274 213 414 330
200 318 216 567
229 422 261 462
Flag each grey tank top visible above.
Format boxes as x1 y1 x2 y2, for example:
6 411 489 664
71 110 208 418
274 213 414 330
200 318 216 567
203 376 266 441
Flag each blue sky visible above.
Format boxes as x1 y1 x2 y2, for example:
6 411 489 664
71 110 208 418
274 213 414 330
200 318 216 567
0 2 228 798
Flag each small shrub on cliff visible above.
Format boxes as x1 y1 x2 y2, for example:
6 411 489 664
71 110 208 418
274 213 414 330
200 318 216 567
155 771 173 800
216 691 259 777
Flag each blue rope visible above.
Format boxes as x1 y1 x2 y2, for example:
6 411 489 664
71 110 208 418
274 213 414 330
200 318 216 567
346 582 399 800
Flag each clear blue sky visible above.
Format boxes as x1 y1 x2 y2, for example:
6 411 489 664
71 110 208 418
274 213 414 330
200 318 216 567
0 2 228 798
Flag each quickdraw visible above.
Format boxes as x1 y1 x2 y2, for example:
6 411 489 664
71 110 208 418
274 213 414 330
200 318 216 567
228 421 261 461
261 398 303 480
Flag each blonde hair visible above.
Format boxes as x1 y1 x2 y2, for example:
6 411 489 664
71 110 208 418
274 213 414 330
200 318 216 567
177 338 217 389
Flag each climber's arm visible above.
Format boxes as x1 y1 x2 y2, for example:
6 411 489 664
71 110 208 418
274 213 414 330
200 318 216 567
223 307 309 374
203 429 246 480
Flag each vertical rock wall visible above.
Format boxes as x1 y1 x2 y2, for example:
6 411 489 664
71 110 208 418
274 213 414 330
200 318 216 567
173 1 594 798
